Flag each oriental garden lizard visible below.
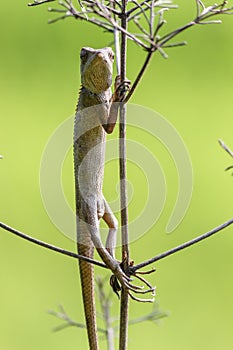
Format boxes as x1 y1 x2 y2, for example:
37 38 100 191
73 47 152 350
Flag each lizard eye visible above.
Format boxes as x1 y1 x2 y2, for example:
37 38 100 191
108 51 114 61
80 49 88 62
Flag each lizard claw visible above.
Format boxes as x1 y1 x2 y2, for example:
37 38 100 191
128 292 155 303
110 274 121 299
109 263 156 302
114 75 131 102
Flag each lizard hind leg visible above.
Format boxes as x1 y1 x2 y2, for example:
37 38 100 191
102 197 118 259
102 197 122 297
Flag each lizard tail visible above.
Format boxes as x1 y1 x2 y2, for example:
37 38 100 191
78 243 99 350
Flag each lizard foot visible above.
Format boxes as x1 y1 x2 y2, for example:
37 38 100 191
114 75 131 102
110 262 156 302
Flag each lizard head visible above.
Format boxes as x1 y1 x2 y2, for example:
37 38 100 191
80 47 114 94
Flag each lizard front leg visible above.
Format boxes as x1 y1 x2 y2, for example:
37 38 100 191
102 75 131 134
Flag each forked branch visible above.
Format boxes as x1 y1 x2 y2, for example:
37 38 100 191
28 1 233 104
1 218 233 279
49 304 107 333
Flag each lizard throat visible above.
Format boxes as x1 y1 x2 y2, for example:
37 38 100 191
82 73 112 94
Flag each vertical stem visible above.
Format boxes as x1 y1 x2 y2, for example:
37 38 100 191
119 1 129 350
97 277 115 350
120 0 129 272
112 0 120 74
119 105 129 350
119 104 129 260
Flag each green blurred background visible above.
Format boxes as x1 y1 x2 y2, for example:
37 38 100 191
0 1 233 349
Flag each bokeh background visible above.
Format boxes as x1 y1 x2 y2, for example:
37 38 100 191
0 1 233 349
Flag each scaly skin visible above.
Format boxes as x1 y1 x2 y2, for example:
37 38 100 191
74 47 153 349
74 47 123 350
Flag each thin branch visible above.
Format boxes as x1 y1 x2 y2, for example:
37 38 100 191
113 0 123 10
95 1 121 16
225 165 233 172
48 14 70 23
130 0 151 27
153 10 167 38
73 0 150 49
149 0 155 37
196 0 205 18
47 1 115 32
128 4 177 22
124 6 168 103
129 303 168 325
53 0 150 49
126 0 176 17
132 218 233 272
86 17 115 32
133 17 150 36
124 50 153 103
119 0 129 274
0 222 106 268
96 276 115 350
28 0 55 6
162 41 187 48
49 305 87 332
126 0 233 92
49 305 107 333
158 21 195 46
112 0 121 74
157 45 168 58
48 13 114 31
198 20 222 24
107 17 150 49
119 0 130 348
219 139 233 158
126 0 151 16
219 139 233 173
48 7 67 13
0 219 156 299
157 1 233 47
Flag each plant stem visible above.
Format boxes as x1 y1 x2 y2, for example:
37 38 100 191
96 277 115 350
125 50 153 103
119 0 129 349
